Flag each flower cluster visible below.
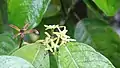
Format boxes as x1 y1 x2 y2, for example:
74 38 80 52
37 25 76 53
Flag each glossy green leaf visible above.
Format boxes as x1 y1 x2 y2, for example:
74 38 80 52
0 56 34 68
74 19 120 67
43 0 61 18
83 0 103 19
57 42 115 68
0 33 18 55
93 0 120 16
12 43 50 68
44 4 60 18
8 0 51 28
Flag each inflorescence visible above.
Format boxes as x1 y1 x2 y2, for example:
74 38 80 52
37 25 76 53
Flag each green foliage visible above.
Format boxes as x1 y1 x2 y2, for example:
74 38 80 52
11 24 115 68
57 42 115 68
43 0 61 18
93 0 120 16
8 0 51 28
0 33 18 55
74 18 120 67
0 0 120 67
0 56 34 68
44 4 60 18
11 41 115 68
12 43 50 68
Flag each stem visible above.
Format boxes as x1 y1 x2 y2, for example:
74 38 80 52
56 37 60 45
59 0 79 25
19 38 23 48
49 51 58 68
59 0 67 17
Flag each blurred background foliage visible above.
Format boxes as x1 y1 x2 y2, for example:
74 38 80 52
0 0 120 68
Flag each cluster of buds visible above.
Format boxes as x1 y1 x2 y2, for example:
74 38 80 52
37 25 76 53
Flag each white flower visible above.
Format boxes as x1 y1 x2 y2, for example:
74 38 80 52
44 25 59 30
50 39 59 52
53 26 76 45
45 32 51 38
41 25 76 53
45 44 53 52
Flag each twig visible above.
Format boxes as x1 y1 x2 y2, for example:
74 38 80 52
19 37 23 48
59 0 67 17
60 0 80 25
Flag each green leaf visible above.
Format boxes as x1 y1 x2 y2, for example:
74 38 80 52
74 18 120 67
44 4 60 18
83 0 103 19
44 0 61 18
57 42 115 68
0 56 34 68
0 33 18 55
8 0 51 28
93 0 120 16
12 43 50 68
